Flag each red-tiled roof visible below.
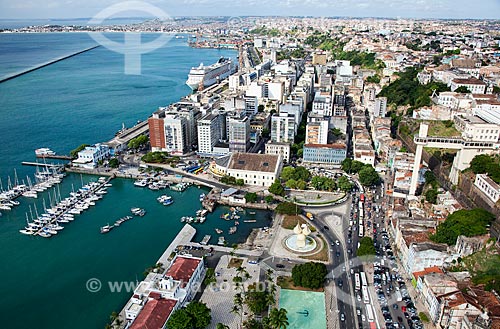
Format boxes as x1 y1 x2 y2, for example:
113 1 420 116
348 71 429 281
413 266 444 280
165 256 201 284
130 298 177 329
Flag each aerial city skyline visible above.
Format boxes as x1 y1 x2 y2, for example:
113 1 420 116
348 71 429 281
1 0 500 19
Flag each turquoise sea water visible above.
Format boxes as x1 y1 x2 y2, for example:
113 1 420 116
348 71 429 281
0 33 270 329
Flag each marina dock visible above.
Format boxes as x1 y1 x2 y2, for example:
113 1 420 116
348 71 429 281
35 154 73 160
21 161 64 168
0 45 100 84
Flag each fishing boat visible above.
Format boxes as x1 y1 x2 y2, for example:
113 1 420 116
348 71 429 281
133 179 148 187
218 236 226 245
234 221 239 226
215 228 223 234
229 226 237 234
200 235 211 245
163 199 174 206
100 225 113 234
199 216 206 223
249 211 256 215
199 193 206 201
236 206 244 212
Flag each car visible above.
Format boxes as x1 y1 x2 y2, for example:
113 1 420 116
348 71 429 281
361 314 366 322
276 264 285 269
340 313 345 321
335 240 340 246
248 260 257 264
323 225 329 230
342 266 346 272
392 304 399 310
350 269 354 274
357 309 361 316
337 279 343 287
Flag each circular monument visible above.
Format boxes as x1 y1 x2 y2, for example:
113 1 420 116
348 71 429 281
285 222 317 253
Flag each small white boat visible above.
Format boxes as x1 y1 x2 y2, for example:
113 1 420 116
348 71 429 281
19 229 35 235
38 232 52 238
35 148 56 156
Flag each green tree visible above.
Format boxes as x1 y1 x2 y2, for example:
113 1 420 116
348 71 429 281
293 166 311 181
236 179 245 186
357 237 376 257
291 262 327 289
430 208 495 245
331 128 343 137
350 161 365 173
425 189 439 204
70 144 89 158
454 86 471 93
269 180 285 196
258 104 265 112
275 202 300 215
286 179 297 189
265 195 275 203
281 167 296 181
296 180 307 190
268 308 289 329
341 158 352 173
245 192 258 203
244 283 272 314
108 158 119 168
128 135 149 149
167 301 212 329
366 75 381 84
262 128 270 138
337 176 353 192
358 166 380 186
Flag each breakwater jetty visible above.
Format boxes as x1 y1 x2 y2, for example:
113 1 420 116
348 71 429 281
0 45 100 83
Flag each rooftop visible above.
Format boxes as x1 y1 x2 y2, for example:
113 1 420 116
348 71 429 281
304 143 347 149
228 152 280 173
452 77 486 85
129 298 177 329
165 256 201 285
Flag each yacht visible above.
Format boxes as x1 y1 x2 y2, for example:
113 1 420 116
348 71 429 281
133 179 148 187
35 148 56 157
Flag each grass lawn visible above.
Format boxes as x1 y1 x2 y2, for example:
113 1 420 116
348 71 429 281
277 276 324 292
426 120 461 137
281 215 316 232
227 257 243 268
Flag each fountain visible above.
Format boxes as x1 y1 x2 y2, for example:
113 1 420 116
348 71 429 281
285 222 317 253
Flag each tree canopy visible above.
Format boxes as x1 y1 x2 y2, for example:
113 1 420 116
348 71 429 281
378 67 450 109
357 237 376 257
70 144 89 158
468 154 500 184
291 262 327 289
269 180 285 196
280 166 311 182
128 134 149 149
430 208 495 245
275 202 299 215
167 301 212 329
245 192 258 203
358 166 380 186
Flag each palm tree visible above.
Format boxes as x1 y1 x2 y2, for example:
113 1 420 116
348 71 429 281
233 292 244 326
266 268 274 282
268 308 289 329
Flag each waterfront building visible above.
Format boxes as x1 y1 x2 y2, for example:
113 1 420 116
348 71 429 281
125 255 205 328
164 113 188 155
265 141 291 162
72 144 110 169
271 113 296 143
213 152 282 187
149 110 166 152
197 112 223 156
302 143 347 165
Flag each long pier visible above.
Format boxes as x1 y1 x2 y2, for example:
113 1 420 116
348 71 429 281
0 45 100 83
36 154 73 160
21 162 63 168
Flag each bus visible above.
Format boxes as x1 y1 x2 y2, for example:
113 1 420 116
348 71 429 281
360 272 368 287
366 304 375 322
359 201 364 219
358 225 364 237
354 273 361 291
362 286 370 304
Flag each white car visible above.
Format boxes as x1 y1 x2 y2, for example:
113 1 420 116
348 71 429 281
362 315 366 322
357 309 361 316
335 240 340 246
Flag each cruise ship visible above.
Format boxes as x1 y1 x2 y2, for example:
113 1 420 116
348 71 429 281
186 57 236 90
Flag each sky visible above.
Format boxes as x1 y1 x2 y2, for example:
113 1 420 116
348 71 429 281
0 0 499 20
